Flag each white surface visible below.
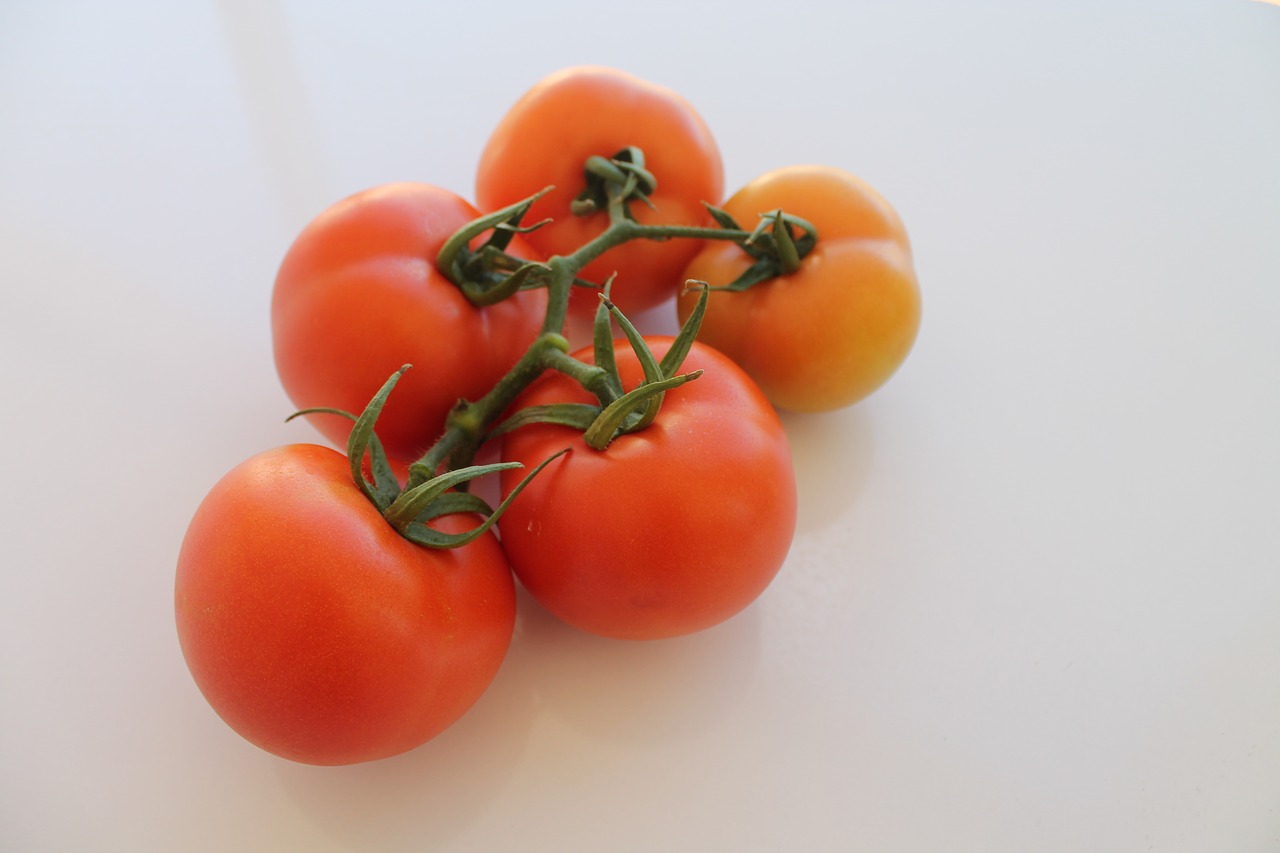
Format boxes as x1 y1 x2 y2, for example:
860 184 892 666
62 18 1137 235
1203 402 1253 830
3 1 1279 850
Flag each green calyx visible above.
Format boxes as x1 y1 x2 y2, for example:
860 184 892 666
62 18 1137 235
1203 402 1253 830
437 187 554 306
488 282 711 451
702 203 819 290
288 365 563 549
384 449 568 548
569 147 658 218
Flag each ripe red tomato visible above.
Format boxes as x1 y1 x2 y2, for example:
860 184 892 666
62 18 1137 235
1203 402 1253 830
475 66 723 317
497 338 796 640
678 165 922 412
174 444 516 766
272 182 547 462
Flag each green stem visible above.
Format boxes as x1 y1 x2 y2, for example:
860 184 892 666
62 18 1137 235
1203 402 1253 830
402 331 569 491
542 347 620 406
631 222 751 243
538 255 580 336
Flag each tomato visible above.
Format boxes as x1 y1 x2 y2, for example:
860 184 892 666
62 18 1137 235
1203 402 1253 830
272 183 547 462
174 444 516 766
497 338 795 640
475 66 723 317
677 165 921 412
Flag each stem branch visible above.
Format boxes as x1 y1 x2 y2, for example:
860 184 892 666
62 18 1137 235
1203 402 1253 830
403 152 814 496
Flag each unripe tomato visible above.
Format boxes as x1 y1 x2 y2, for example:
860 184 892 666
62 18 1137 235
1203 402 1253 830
678 165 921 412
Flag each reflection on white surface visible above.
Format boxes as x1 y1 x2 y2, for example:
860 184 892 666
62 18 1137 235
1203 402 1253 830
2 1 1279 851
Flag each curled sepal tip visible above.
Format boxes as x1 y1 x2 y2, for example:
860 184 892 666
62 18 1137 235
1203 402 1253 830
286 370 407 513
396 448 571 549
487 402 602 440
591 277 623 401
702 201 743 233
460 259 548 307
384 460 521 535
285 405 401 511
344 365 411 511
598 293 667 430
572 147 658 219
582 370 704 451
662 281 709 378
437 186 554 305
601 295 663 383
716 209 819 292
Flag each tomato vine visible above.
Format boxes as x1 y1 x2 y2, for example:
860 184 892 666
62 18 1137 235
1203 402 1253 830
348 144 818 547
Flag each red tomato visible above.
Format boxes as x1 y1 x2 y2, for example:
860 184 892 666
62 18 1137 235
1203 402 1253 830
678 165 921 412
272 183 547 462
174 444 516 765
498 338 796 640
476 66 723 317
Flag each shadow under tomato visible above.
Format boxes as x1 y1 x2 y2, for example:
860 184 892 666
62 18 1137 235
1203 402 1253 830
274 580 764 844
779 404 876 536
498 582 764 750
274 638 538 851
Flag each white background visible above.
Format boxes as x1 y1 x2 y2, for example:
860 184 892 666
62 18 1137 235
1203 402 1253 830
3 1 1279 851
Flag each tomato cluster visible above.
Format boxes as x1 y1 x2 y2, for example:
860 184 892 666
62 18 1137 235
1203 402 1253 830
174 66 920 765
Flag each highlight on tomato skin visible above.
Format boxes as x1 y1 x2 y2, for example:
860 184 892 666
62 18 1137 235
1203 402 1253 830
496 338 797 641
678 164 922 413
475 65 724 317
173 444 517 766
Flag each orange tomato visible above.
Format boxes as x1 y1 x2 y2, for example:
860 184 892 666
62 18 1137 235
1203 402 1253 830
678 165 921 411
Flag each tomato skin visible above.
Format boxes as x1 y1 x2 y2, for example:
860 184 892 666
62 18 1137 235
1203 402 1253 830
174 444 516 766
498 339 796 640
476 66 723 317
272 183 547 462
677 165 922 412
